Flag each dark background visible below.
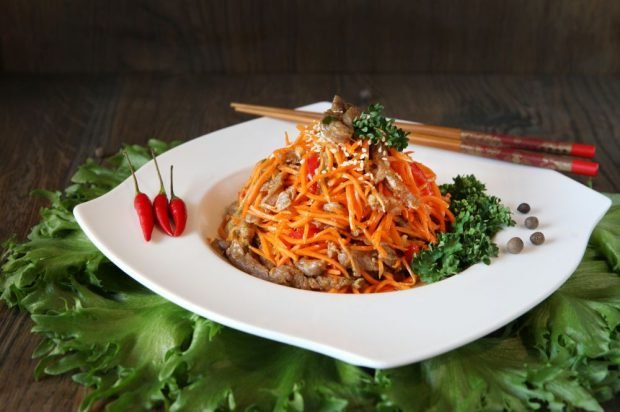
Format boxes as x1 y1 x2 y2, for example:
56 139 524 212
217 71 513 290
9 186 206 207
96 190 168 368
1 1 619 411
2 0 619 74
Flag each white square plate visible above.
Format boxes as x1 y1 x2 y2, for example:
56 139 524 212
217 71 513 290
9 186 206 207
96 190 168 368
74 102 611 368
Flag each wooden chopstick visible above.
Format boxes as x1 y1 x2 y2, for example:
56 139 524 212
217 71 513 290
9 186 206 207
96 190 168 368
231 102 596 159
232 102 322 123
230 102 599 176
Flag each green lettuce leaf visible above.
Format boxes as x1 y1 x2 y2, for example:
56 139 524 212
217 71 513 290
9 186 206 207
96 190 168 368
34 284 193 412
522 200 620 406
164 321 373 411
377 338 541 412
591 204 620 272
377 336 604 412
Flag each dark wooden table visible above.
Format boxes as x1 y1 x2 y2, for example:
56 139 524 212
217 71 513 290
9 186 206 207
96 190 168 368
1 74 619 411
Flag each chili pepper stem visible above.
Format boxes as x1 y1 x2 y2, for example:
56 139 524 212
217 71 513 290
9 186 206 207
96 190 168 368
170 165 176 198
150 149 167 195
123 150 141 194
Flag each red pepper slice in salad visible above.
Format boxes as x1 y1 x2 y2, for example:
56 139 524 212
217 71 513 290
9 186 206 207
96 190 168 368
306 154 320 194
289 225 320 239
404 244 421 263
410 162 432 196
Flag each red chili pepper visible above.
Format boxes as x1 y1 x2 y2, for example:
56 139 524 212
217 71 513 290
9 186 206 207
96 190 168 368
409 162 426 185
410 163 432 196
124 151 154 241
404 244 421 263
306 155 320 194
169 165 187 236
289 224 320 239
151 150 174 236
307 154 320 176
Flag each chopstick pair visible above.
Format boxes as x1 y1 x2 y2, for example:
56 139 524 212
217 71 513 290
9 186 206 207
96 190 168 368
231 102 599 177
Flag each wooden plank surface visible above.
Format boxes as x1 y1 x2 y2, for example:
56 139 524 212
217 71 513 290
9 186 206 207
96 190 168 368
1 0 619 74
0 74 619 411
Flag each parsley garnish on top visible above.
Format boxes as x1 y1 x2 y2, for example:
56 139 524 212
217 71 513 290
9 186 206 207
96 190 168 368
353 103 409 151
411 174 515 283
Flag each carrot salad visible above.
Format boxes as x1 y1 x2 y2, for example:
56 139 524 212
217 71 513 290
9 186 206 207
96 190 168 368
217 111 455 293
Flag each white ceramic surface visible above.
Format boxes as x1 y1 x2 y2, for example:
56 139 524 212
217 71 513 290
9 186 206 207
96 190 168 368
74 102 611 368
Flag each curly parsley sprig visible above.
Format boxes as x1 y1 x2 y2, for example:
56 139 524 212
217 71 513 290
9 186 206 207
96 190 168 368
411 175 515 283
353 103 409 151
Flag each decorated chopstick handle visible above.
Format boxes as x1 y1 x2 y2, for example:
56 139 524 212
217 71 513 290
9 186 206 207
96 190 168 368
460 131 596 159
460 144 599 176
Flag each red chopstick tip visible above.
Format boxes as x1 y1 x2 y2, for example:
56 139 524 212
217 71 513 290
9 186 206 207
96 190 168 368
570 143 596 159
571 159 599 177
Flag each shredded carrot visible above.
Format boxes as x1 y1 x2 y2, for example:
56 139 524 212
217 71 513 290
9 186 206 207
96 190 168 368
223 123 452 293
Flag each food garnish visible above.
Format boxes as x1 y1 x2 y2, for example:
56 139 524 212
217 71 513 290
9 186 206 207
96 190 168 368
507 237 524 254
517 202 531 214
352 103 409 151
151 150 175 236
525 216 539 229
530 231 545 245
124 151 154 241
411 175 515 283
169 165 187 236
125 150 187 239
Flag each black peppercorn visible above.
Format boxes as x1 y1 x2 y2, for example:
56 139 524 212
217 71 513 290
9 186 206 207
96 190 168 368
524 216 539 229
507 237 524 254
517 203 531 214
530 232 545 245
